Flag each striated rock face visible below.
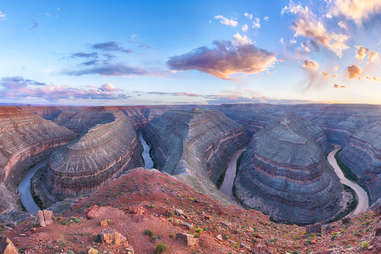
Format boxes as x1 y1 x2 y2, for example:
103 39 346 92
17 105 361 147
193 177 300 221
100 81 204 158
0 107 76 213
41 112 143 199
144 109 249 201
338 122 381 204
234 117 342 224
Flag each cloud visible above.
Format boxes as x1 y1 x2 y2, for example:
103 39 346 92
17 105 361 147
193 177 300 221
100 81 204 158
327 0 381 24
214 15 238 27
0 11 5 20
167 40 276 80
302 59 319 71
252 18 261 29
333 83 346 88
92 41 132 54
282 1 349 57
244 12 253 20
233 33 252 46
347 64 361 79
337 21 348 30
355 46 368 60
72 52 98 58
66 64 148 76
0 77 129 102
368 51 379 63
264 16 270 21
0 77 46 88
242 24 248 32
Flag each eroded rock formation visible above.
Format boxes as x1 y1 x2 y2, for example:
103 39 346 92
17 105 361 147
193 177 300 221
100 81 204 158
338 122 381 204
36 112 143 203
234 117 342 224
144 109 249 202
0 107 76 213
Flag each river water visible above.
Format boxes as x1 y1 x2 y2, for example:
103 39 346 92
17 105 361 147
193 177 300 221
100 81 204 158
138 132 154 169
220 149 245 200
327 146 369 216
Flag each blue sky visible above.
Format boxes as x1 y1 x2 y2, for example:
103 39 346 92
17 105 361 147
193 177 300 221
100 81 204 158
0 0 381 105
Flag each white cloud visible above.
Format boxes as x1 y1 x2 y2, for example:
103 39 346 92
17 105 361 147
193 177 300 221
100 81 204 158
264 16 270 21
302 59 319 71
242 24 248 32
338 21 348 30
233 33 252 46
214 15 238 27
0 11 5 20
252 17 261 29
327 0 381 24
244 12 253 20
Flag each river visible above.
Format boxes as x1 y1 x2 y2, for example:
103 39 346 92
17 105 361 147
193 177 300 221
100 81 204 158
18 162 46 215
220 149 245 200
327 146 369 216
138 132 154 169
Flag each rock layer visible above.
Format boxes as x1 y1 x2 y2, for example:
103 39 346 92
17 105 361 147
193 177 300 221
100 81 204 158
234 117 342 224
338 122 381 204
144 109 249 201
0 107 76 213
40 112 143 200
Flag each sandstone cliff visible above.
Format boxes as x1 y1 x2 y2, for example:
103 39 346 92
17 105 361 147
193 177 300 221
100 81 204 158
144 109 249 202
234 117 342 224
0 107 76 213
338 122 381 204
35 111 143 204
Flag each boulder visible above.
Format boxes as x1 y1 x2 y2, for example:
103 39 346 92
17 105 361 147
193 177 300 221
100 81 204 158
176 233 198 247
37 210 54 227
88 247 99 254
0 236 18 254
99 229 128 247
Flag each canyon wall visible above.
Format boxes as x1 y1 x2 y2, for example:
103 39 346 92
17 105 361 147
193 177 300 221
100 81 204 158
0 107 76 213
234 117 342 224
37 112 143 203
144 109 249 202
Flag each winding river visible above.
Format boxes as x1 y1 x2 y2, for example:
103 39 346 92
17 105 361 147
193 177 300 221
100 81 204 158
18 162 46 215
220 149 245 200
138 132 154 169
328 146 369 216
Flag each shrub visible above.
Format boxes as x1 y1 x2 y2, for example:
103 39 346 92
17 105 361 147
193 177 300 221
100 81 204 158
144 229 153 237
359 241 369 250
155 243 167 254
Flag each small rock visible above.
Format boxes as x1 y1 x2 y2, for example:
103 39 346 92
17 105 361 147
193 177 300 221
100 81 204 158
240 242 251 250
341 217 351 224
175 209 185 217
88 247 99 254
221 221 232 227
99 229 128 247
179 220 193 230
37 210 54 227
0 236 18 254
176 233 198 247
216 234 223 241
306 223 322 234
125 248 134 254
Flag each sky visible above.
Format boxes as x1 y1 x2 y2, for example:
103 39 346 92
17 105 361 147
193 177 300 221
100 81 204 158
0 0 381 105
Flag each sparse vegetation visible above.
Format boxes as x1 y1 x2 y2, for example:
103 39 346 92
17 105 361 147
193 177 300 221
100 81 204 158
155 243 167 254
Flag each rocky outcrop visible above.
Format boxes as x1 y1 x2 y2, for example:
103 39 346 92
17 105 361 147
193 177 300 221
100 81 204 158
144 109 249 202
0 236 18 254
234 117 342 224
0 107 76 213
338 122 381 204
36 112 143 203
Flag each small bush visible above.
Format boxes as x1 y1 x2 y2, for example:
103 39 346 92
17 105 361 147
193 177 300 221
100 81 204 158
144 229 153 237
359 241 369 250
155 243 167 254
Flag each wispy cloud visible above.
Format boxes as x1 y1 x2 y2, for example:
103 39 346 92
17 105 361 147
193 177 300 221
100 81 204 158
167 39 276 80
92 41 132 54
0 77 129 101
214 15 238 27
66 63 148 76
71 52 98 58
0 11 5 20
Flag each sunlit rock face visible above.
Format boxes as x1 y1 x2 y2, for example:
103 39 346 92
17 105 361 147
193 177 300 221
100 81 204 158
44 112 143 197
144 109 249 201
0 107 76 213
234 117 342 225
338 122 381 204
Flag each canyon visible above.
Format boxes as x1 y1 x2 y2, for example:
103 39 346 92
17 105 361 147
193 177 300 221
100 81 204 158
0 104 380 253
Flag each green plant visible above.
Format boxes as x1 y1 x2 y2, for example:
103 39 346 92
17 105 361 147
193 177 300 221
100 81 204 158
195 227 203 233
359 241 369 250
155 243 167 254
144 229 153 237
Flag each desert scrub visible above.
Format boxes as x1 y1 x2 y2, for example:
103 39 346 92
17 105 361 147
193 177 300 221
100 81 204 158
144 229 153 237
155 243 167 254
359 241 369 250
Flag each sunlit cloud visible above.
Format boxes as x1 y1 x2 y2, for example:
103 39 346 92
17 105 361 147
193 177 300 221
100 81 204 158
327 0 381 24
244 12 253 20
214 15 238 27
233 33 252 46
347 64 361 79
167 39 276 80
252 18 261 29
242 24 248 32
302 59 319 71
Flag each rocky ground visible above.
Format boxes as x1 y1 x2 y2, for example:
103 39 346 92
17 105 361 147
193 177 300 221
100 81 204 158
1 168 380 254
